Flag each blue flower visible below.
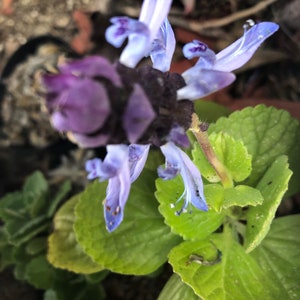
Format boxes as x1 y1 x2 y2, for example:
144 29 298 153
158 142 208 215
105 0 173 69
177 21 279 100
86 144 150 232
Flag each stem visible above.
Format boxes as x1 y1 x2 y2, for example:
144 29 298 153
190 113 233 188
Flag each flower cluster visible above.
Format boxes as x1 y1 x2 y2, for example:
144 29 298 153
42 0 278 232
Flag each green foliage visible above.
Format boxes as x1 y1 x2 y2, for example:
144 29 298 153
193 132 252 183
2 105 299 300
251 215 300 298
156 176 225 240
74 169 181 275
156 105 298 299
209 104 300 194
245 155 292 252
48 194 104 274
157 274 199 300
0 171 105 300
168 230 289 299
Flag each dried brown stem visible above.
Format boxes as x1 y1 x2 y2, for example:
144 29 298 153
169 0 278 32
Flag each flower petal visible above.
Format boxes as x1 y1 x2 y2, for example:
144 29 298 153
104 161 130 232
159 142 208 213
50 78 110 133
85 158 102 180
182 40 216 68
105 17 148 47
59 56 122 87
122 84 156 143
106 17 150 68
178 148 208 211
150 19 176 72
168 125 190 148
214 22 279 72
67 132 109 148
104 147 131 232
178 68 236 100
128 144 150 182
100 145 129 180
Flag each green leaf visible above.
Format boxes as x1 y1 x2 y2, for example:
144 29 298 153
25 255 57 289
169 232 283 299
0 228 14 270
23 171 48 195
74 169 180 275
209 105 300 190
156 176 224 240
47 180 72 218
48 194 104 274
244 155 292 252
6 214 49 246
251 215 300 299
0 192 28 222
144 148 164 171
25 237 47 256
192 132 252 183
223 185 263 209
159 274 199 300
158 274 199 300
204 184 224 212
194 100 231 123
0 172 50 246
23 171 49 217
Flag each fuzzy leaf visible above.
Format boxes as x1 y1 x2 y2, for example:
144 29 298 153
244 155 292 252
48 194 103 274
156 176 224 240
223 185 263 209
74 169 180 275
251 215 300 299
169 233 284 299
158 274 199 300
192 132 252 183
209 105 300 193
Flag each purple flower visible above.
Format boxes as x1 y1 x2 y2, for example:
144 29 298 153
86 144 150 232
150 19 176 72
105 0 173 69
43 56 122 148
158 142 208 215
177 22 279 100
122 84 156 143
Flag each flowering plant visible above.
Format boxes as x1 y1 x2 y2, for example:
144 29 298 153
6 0 299 299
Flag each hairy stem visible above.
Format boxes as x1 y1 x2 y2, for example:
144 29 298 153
190 113 233 188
